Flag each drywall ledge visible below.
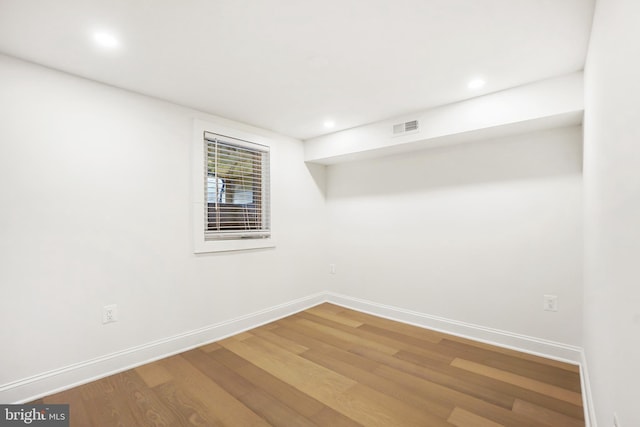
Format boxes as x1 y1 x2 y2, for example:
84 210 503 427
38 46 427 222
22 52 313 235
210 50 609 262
304 72 584 165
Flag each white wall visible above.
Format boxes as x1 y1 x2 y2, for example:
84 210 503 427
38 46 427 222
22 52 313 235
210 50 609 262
0 54 327 397
583 0 640 425
326 126 583 345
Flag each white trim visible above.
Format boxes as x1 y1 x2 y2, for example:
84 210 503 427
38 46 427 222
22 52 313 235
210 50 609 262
324 292 583 364
580 351 598 427
1 292 325 404
2 289 594 427
325 292 595 426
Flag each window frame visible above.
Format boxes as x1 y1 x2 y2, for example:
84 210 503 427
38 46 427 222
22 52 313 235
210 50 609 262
192 119 275 253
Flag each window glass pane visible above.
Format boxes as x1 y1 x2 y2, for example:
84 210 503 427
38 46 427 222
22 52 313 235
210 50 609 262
204 134 270 240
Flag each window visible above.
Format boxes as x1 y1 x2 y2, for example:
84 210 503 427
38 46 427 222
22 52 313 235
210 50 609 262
192 120 274 253
204 132 270 240
207 174 225 203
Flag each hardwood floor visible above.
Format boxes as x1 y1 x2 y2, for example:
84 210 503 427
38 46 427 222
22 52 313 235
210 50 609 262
32 303 584 426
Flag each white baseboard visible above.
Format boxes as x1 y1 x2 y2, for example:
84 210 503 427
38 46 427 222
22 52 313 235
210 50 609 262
0 292 326 404
1 289 595 427
325 292 583 364
580 351 598 427
325 292 596 425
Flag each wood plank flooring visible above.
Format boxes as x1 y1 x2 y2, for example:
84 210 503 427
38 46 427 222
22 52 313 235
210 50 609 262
31 303 584 426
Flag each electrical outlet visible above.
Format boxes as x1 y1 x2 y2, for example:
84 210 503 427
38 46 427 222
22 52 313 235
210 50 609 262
543 295 558 312
329 264 336 274
102 304 118 324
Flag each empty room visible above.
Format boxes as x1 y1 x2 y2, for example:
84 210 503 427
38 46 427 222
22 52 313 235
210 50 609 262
0 0 638 426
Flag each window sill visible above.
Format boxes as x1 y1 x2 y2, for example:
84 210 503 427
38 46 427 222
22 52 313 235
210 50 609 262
194 237 276 254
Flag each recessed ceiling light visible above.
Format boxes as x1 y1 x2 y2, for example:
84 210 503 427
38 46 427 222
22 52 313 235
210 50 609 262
323 120 335 129
467 78 486 90
93 31 119 49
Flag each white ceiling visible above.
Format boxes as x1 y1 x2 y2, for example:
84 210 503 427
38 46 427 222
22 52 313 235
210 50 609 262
0 0 595 140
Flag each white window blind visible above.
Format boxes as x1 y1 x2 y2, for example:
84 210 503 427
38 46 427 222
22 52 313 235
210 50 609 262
204 132 270 240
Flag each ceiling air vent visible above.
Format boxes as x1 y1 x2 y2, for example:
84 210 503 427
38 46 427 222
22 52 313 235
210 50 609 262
393 119 419 136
